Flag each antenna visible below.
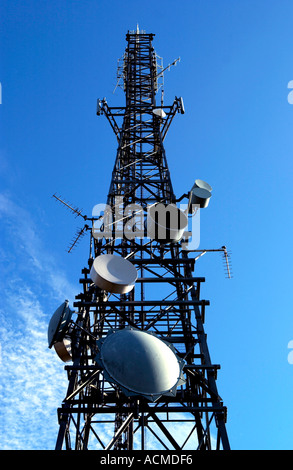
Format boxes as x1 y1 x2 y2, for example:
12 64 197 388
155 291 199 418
222 245 233 279
188 246 233 279
156 56 181 79
52 193 88 220
67 225 89 253
52 194 89 253
51 30 231 452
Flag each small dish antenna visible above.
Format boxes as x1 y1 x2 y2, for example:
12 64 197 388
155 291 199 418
90 254 138 294
53 338 72 363
189 179 212 210
193 179 212 192
48 300 74 362
152 108 166 118
48 300 74 348
147 203 188 244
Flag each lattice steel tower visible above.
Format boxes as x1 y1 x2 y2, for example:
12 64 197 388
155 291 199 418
48 28 230 451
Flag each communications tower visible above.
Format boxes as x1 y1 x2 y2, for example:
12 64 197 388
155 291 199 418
48 28 231 451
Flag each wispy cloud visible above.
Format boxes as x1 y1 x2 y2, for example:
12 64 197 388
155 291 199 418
0 193 76 449
0 193 77 300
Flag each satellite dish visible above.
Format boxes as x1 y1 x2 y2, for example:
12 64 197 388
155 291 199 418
48 300 74 349
153 108 166 118
54 338 72 363
90 254 137 294
147 203 188 244
95 327 185 402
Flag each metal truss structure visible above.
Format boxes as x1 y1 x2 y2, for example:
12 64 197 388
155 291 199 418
53 28 230 451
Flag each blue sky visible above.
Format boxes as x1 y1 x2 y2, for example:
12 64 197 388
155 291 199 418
1 0 293 450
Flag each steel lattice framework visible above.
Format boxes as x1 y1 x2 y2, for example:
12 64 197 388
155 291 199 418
53 29 230 451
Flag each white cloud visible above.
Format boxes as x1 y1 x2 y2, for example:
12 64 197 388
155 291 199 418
0 283 68 449
0 193 75 449
0 193 77 300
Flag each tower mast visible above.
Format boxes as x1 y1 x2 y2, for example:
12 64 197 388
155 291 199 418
49 28 230 451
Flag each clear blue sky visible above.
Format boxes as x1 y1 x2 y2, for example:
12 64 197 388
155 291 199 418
1 0 293 450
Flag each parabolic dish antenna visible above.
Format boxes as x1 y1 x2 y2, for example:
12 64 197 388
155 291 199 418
95 327 185 402
193 178 212 192
190 186 211 209
48 300 74 363
90 254 138 294
48 300 73 348
152 108 166 118
54 337 72 363
147 203 188 244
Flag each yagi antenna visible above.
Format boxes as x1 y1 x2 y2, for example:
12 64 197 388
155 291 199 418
67 225 89 253
222 245 233 279
52 193 89 253
189 246 233 279
52 194 88 220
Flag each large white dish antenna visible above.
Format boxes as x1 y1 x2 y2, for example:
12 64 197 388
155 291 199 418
95 327 185 401
90 254 137 294
147 203 188 244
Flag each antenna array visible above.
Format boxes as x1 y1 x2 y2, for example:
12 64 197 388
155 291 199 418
48 29 231 452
